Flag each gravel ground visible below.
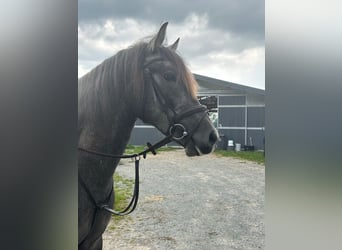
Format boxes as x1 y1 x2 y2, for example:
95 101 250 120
103 150 265 250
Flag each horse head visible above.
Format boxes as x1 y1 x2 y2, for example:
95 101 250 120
139 22 219 156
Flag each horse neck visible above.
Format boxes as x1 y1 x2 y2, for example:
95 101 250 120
78 59 138 185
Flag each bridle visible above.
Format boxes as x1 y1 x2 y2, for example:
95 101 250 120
78 57 208 218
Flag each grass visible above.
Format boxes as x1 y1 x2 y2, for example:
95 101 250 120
124 144 177 155
109 173 134 224
214 149 265 164
113 173 134 211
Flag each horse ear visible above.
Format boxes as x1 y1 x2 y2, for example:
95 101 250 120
148 22 168 52
168 38 180 51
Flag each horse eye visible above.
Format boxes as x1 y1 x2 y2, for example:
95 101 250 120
163 71 176 82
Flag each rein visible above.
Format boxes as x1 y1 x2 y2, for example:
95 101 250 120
78 134 172 216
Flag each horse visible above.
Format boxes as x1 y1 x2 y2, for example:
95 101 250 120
78 22 219 250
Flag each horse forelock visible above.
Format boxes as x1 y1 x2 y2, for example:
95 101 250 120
156 47 198 99
183 66 198 99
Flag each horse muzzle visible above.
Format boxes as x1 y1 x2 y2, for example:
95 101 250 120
184 116 219 156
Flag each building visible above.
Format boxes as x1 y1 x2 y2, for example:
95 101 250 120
128 74 265 151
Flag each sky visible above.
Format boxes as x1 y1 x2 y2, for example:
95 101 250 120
78 0 265 89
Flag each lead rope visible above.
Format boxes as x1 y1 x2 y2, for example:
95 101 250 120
78 135 173 216
78 156 140 216
100 157 140 216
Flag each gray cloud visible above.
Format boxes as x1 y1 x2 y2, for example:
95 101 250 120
78 1 265 89
79 0 264 42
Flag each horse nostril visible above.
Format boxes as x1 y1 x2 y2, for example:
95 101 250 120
209 130 218 146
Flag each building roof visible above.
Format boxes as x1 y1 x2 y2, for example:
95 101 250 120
194 74 265 96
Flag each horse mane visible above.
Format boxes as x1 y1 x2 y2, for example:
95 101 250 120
78 42 146 119
79 41 198 117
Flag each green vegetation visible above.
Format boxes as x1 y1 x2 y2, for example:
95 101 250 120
110 173 134 224
113 173 134 211
214 150 265 164
124 144 177 155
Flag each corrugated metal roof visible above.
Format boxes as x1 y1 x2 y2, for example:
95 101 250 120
194 74 265 96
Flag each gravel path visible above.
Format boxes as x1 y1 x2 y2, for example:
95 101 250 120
103 150 265 250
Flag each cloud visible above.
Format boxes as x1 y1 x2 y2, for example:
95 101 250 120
78 18 157 74
190 47 265 89
78 2 265 89
79 0 264 40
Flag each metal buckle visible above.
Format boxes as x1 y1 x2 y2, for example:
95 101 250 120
133 154 140 162
169 124 188 140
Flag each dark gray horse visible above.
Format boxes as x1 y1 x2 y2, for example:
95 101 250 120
78 22 218 249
